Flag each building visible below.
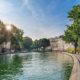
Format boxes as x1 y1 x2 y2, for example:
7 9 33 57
49 37 74 51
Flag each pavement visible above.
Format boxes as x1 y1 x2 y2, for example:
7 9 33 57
74 54 80 80
64 53 80 80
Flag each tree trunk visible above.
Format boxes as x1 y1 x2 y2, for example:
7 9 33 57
74 39 78 54
74 45 77 54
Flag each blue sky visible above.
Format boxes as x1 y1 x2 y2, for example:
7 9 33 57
0 0 80 40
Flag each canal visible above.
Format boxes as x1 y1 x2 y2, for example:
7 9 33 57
0 52 73 80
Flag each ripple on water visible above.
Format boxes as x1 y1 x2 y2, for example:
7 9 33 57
0 52 73 80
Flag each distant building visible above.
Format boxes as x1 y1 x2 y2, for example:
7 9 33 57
49 37 74 51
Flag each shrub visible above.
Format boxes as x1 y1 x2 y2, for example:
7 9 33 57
76 48 80 53
66 48 74 53
66 48 80 54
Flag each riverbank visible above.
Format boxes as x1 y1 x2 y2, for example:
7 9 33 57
75 54 80 80
64 52 80 80
0 51 79 80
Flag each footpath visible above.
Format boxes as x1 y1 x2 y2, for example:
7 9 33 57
64 52 80 80
74 54 80 80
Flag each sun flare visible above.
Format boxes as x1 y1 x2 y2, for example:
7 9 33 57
6 25 12 31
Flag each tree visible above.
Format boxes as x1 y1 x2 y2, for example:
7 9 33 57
32 38 50 52
39 38 50 51
63 22 80 54
0 20 7 44
0 21 24 51
63 5 80 54
68 5 80 22
32 39 41 51
10 24 24 51
23 37 32 51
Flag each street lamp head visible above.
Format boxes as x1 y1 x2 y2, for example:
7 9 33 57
6 25 12 31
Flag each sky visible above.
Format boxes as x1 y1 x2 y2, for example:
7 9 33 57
0 0 80 40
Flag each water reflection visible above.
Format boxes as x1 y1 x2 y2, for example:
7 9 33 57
0 54 23 80
0 52 73 80
62 62 73 80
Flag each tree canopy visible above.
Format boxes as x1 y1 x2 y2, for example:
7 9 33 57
63 5 80 54
32 38 50 51
23 37 33 51
68 5 80 22
0 20 24 51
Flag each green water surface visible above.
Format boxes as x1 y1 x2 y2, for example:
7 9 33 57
0 52 73 80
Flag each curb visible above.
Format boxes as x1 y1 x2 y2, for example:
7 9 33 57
64 52 79 80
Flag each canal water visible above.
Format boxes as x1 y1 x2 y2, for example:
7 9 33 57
0 52 73 80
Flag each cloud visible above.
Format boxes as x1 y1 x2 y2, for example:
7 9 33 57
22 0 30 6
0 0 70 40
23 23 64 40
22 0 37 15
21 0 45 20
0 0 14 14
18 0 65 40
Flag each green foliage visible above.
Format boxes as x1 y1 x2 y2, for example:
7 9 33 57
40 38 50 51
63 22 80 43
32 40 40 50
10 24 24 50
11 24 23 42
0 55 23 79
23 37 33 51
0 21 7 44
0 20 24 51
63 5 80 54
68 5 80 22
32 38 50 51
66 48 74 53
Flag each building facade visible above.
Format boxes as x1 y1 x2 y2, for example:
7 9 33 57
49 37 74 51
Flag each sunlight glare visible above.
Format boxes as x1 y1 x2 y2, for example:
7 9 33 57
6 25 12 31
